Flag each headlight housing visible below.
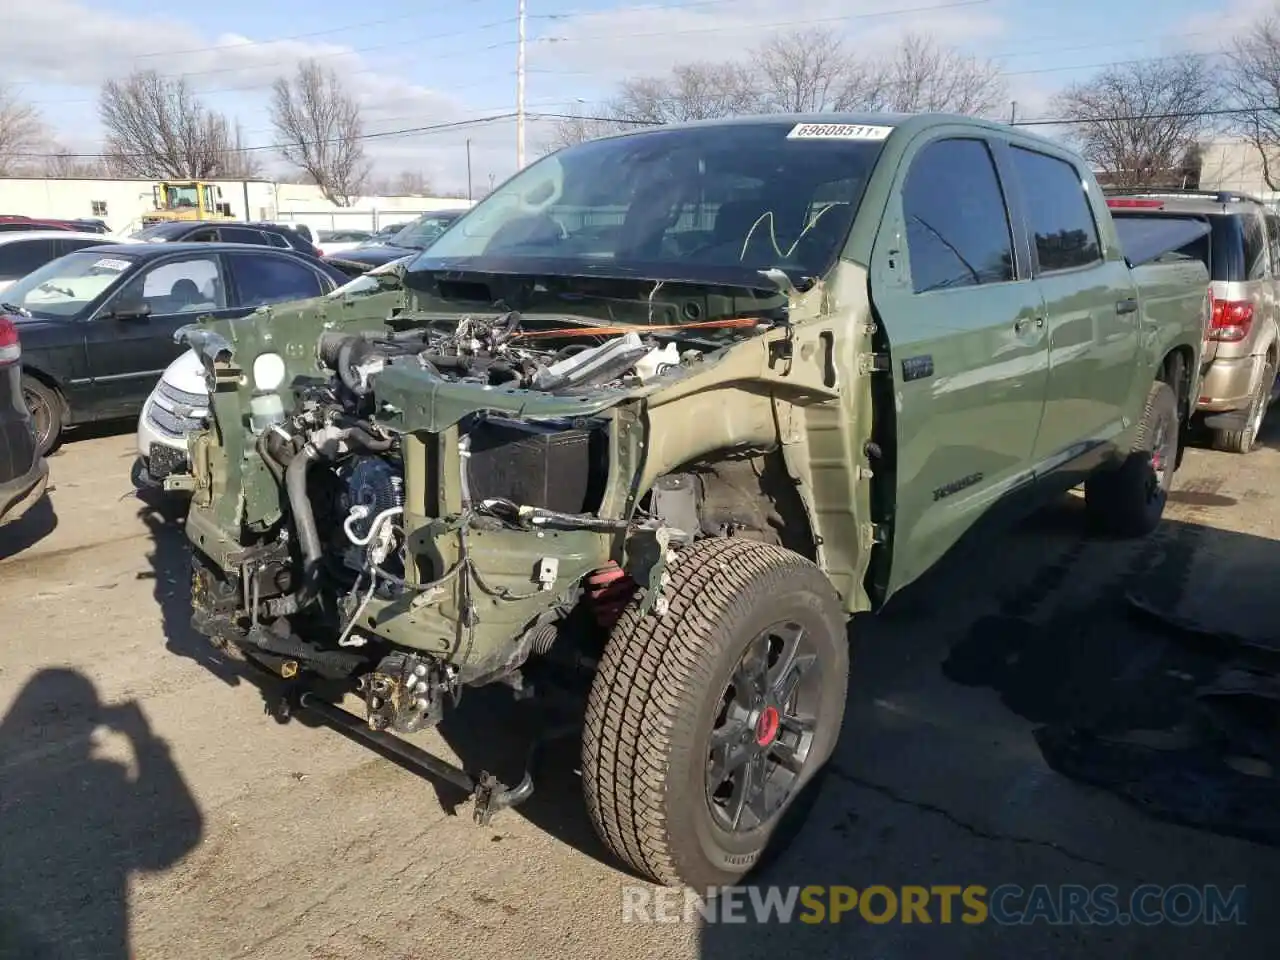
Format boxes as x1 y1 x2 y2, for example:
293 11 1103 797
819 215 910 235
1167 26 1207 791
252 352 287 391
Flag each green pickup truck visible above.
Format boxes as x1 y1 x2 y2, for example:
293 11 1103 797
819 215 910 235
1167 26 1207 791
168 113 1210 891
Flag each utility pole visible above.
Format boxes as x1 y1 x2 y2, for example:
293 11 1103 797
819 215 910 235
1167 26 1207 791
516 0 527 170
1009 101 1018 125
466 138 473 202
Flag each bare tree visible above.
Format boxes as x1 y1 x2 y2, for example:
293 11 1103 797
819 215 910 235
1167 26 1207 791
612 62 761 124
1225 15 1280 190
215 121 263 180
842 34 1006 115
41 149 108 178
544 30 1005 150
545 62 760 150
0 84 44 176
1052 54 1218 187
270 59 370 206
755 29 857 113
99 70 244 178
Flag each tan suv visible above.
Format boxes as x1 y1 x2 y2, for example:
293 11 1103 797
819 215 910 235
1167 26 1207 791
1109 190 1280 453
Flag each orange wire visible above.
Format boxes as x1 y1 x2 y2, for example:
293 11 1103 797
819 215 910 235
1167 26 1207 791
509 317 764 340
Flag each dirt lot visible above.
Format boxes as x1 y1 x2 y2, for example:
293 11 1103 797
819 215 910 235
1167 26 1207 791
1 422 1278 960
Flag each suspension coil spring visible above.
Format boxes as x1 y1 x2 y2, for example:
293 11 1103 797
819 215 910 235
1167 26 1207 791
585 562 638 631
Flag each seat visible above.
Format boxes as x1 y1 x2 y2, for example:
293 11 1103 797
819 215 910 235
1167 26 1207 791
168 278 200 309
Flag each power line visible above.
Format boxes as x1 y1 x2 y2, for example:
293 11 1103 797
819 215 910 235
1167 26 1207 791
8 113 523 161
535 0 994 43
8 103 1266 164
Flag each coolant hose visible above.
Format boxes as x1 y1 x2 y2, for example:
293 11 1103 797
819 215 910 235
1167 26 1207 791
265 424 394 617
283 441 324 612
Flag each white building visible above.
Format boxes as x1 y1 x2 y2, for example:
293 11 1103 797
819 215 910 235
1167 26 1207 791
0 177 474 237
1197 138 1280 204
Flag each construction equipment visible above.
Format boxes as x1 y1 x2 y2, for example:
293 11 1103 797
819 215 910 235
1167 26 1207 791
142 181 234 226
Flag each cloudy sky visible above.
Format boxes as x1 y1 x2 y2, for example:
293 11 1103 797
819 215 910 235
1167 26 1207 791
2 0 1266 194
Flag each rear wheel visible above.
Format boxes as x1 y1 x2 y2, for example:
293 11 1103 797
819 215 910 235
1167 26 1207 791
581 537 849 889
1084 380 1179 538
20 375 64 457
1212 359 1275 454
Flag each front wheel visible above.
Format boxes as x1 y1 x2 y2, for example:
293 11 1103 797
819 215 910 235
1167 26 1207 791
581 537 849 889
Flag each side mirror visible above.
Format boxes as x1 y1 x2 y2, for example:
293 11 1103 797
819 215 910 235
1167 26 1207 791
110 298 151 320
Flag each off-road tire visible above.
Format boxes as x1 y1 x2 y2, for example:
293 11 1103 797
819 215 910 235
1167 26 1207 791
20 374 64 456
581 537 849 889
1212 359 1276 455
1084 380 1178 538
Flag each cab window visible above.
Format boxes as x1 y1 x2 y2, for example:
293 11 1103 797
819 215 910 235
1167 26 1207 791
1008 146 1103 273
903 138 1015 294
227 252 324 308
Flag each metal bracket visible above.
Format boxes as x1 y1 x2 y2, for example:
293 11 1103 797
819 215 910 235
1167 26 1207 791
858 353 891 374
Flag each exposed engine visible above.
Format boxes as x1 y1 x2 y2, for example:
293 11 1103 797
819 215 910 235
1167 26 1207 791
315 309 700 404
234 310 719 732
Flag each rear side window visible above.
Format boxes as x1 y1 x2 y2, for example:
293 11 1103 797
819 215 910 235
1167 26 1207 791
1243 214 1269 279
228 253 325 308
0 238 58 281
903 138 1015 294
58 237 108 257
265 232 290 249
220 227 270 245
1008 147 1102 272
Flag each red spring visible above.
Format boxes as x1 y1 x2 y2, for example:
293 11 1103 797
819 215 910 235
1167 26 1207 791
586 562 637 631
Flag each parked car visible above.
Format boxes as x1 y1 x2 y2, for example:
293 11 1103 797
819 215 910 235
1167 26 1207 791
130 220 323 258
134 257 390 488
325 209 468 269
164 113 1211 891
0 231 142 294
371 221 411 240
1107 189 1280 453
0 315 47 527
4 242 350 456
316 229 374 256
0 216 76 233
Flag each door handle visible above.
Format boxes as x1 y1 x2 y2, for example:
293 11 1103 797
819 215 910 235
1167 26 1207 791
1116 298 1139 314
1014 316 1045 333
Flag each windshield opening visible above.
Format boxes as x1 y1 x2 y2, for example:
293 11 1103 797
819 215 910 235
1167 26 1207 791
2 250 137 318
416 122 886 282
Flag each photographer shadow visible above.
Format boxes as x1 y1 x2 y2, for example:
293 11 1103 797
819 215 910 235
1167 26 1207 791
0 668 202 960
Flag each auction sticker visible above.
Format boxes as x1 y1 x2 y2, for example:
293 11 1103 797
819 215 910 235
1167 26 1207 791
786 123 893 140
92 257 132 271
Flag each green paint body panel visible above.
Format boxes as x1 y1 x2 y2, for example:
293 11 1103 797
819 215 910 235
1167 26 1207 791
175 113 1209 671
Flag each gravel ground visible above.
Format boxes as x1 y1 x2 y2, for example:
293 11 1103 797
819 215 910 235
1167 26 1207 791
1 420 1278 960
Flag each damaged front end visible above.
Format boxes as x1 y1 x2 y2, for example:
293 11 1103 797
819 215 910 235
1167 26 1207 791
171 258 875 817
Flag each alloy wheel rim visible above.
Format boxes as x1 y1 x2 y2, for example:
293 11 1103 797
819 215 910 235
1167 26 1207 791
704 620 821 834
1247 372 1270 443
1147 413 1176 504
22 389 51 450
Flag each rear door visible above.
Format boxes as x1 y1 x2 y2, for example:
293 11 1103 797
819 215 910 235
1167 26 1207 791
1003 144 1139 466
869 131 1050 592
80 252 240 415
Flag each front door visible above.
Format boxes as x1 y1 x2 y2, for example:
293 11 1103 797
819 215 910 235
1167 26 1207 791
869 132 1050 594
81 252 237 416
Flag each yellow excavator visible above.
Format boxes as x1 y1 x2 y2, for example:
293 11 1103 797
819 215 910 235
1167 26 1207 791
141 181 234 226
